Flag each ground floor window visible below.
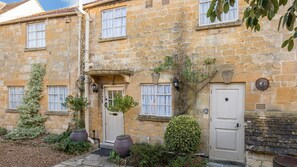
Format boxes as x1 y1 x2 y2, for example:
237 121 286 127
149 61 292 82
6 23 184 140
141 84 172 117
8 87 24 109
48 86 68 111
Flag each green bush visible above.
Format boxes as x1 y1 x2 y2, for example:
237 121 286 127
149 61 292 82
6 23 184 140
0 127 7 136
129 143 166 167
164 115 201 154
44 131 91 154
169 155 207 167
108 150 126 165
55 137 91 154
5 127 45 140
44 131 71 144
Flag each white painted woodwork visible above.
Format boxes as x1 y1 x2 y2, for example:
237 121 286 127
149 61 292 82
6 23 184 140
0 0 44 23
210 84 245 163
103 86 124 143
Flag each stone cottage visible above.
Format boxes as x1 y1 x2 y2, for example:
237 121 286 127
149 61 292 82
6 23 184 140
0 0 297 166
0 6 79 134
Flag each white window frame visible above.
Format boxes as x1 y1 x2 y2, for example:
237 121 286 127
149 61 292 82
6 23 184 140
48 86 68 112
27 22 46 49
199 0 238 26
101 7 127 38
141 84 172 117
8 87 24 110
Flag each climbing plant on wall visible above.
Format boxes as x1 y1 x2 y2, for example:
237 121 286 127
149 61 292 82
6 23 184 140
6 63 47 140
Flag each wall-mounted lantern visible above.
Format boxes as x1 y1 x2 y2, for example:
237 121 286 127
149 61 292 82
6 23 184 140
90 82 98 93
172 76 180 91
222 70 234 84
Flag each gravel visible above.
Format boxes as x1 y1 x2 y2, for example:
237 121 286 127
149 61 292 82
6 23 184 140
0 136 76 167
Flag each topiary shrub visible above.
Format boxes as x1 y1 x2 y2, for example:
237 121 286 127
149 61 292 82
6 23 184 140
164 115 201 154
0 127 7 136
6 63 47 140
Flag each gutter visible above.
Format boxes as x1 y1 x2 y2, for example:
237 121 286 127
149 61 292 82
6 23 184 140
84 0 116 9
0 12 77 26
77 0 92 143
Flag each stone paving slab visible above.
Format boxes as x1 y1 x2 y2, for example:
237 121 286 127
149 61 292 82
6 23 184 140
53 153 131 167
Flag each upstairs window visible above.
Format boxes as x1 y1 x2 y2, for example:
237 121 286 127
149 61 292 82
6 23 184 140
141 84 172 117
199 0 238 26
48 86 68 112
8 87 24 109
27 22 46 48
102 7 126 38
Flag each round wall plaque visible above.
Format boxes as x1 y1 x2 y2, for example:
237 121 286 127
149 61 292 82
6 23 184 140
255 78 270 91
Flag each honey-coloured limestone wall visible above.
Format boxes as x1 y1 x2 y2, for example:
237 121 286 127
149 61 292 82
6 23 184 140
0 15 80 134
85 0 297 156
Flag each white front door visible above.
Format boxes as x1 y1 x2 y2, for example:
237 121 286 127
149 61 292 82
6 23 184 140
103 86 124 144
210 84 245 163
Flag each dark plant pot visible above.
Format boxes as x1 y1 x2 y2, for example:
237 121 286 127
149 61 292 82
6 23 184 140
273 155 297 167
114 135 133 158
70 129 88 142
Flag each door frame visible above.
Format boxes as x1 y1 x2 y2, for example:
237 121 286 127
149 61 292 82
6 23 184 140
102 85 125 146
209 83 245 163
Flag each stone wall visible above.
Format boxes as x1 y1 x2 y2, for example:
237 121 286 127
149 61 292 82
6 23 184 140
85 0 297 154
245 111 297 155
0 15 79 134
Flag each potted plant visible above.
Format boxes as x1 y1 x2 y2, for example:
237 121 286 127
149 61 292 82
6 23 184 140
63 95 89 142
152 56 173 84
108 94 139 158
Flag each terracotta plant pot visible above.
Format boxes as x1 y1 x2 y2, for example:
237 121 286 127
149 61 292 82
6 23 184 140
114 135 133 158
70 129 88 142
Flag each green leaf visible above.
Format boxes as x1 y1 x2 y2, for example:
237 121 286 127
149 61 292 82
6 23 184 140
278 16 284 31
282 40 289 48
288 40 294 51
286 12 295 31
255 23 261 31
223 1 230 13
207 0 216 17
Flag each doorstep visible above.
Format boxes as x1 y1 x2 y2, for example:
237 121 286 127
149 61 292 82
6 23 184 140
100 142 114 149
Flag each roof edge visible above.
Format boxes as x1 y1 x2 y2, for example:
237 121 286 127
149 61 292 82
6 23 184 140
84 0 121 9
0 11 77 26
0 1 6 10
34 0 45 12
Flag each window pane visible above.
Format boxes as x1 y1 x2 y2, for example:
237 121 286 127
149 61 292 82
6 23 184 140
48 86 67 111
199 0 238 26
101 7 126 38
27 23 45 48
8 87 24 109
141 84 171 116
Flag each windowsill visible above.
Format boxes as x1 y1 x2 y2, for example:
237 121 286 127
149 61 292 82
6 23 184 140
45 111 69 116
137 115 172 122
24 47 46 52
196 20 242 31
98 36 127 43
6 109 20 113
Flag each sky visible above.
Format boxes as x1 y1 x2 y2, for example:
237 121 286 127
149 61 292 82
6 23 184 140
1 0 96 11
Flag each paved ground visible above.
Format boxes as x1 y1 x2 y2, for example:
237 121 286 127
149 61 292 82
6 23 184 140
53 153 130 167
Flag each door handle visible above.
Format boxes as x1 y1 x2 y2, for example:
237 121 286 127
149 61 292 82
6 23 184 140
109 113 118 116
235 123 241 128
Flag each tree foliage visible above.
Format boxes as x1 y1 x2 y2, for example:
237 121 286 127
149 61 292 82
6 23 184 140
208 0 297 51
6 63 47 140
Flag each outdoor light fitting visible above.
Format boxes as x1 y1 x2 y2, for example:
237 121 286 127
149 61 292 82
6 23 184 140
172 77 180 91
91 82 98 93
